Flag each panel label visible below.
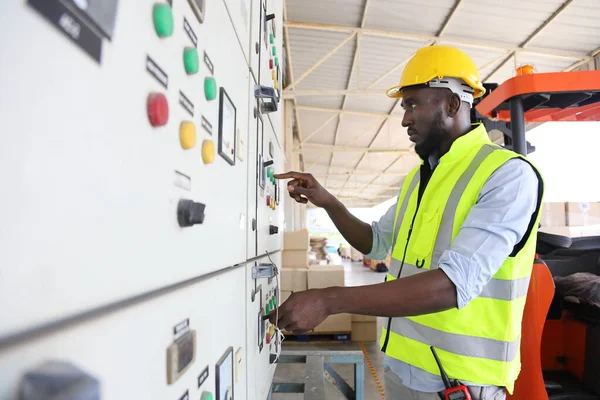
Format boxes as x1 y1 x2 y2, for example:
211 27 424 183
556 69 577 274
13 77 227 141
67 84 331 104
203 51 215 75
146 56 168 89
27 0 102 63
179 91 194 117
197 365 209 388
201 115 213 135
178 390 189 400
173 318 190 340
183 17 198 47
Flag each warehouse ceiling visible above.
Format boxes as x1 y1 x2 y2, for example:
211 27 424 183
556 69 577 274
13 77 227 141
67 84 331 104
281 0 600 208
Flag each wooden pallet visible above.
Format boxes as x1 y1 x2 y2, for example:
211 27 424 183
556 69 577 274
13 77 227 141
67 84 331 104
282 331 352 343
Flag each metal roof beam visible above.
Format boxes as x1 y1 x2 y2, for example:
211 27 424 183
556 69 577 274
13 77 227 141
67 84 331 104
296 105 401 118
284 21 586 60
484 0 576 81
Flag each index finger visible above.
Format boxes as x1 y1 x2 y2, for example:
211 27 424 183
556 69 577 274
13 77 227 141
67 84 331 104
273 171 310 180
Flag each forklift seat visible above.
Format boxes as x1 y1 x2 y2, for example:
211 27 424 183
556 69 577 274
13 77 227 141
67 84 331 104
508 258 555 400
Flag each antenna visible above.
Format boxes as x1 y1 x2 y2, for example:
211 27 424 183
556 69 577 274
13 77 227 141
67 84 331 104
430 346 452 390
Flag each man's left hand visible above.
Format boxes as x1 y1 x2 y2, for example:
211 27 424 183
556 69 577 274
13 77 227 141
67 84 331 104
268 289 331 334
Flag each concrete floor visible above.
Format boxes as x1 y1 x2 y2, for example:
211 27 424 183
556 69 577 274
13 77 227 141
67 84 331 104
272 259 387 399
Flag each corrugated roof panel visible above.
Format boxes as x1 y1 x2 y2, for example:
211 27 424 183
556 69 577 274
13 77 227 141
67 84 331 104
330 152 364 168
296 36 356 90
298 109 339 135
369 118 411 149
442 0 566 47
335 114 385 146
288 29 353 82
527 0 600 54
487 52 577 84
303 120 338 145
347 36 429 90
296 96 345 109
385 152 421 173
356 153 401 172
370 71 402 91
287 0 364 27
344 93 396 113
364 0 455 36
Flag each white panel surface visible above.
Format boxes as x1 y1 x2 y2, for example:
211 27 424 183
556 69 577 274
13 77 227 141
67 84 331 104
0 0 252 336
0 266 248 400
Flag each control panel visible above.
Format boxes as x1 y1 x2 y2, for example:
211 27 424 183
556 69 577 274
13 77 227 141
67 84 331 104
246 253 282 400
0 0 284 397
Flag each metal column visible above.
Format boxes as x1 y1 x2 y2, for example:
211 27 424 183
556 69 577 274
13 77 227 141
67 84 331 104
509 96 527 156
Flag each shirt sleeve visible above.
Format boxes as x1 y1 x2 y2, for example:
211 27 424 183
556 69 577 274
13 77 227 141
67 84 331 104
363 201 398 260
438 158 540 309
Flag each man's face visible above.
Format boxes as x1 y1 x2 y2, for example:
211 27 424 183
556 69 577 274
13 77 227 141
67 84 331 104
400 87 449 160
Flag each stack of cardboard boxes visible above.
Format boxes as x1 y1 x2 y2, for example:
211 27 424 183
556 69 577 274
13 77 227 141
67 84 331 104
351 314 378 341
280 230 351 333
540 201 600 237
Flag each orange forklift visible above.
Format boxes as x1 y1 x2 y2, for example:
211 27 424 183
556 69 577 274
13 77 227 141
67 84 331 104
474 68 600 400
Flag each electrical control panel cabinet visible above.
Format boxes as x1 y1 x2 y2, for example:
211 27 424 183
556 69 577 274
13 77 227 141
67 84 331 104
222 0 253 65
250 0 284 144
0 0 250 337
246 252 282 400
256 119 284 256
0 266 248 400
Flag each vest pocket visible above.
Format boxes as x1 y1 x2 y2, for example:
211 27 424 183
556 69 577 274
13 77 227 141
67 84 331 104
409 208 441 268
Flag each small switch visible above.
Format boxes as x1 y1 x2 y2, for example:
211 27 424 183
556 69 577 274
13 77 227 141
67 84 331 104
269 59 273 69
180 121 196 149
177 199 206 227
153 3 174 37
202 140 215 164
204 77 217 101
147 93 169 127
183 47 199 74
269 225 278 235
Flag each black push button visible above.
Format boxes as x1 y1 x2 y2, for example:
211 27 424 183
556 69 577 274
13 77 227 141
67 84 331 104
178 199 206 227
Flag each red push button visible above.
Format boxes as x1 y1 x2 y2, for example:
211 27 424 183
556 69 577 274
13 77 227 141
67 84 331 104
269 59 273 69
266 195 271 206
147 93 169 127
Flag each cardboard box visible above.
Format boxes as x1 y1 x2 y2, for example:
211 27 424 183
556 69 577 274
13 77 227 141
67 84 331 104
352 314 377 323
313 313 352 333
351 322 378 341
284 230 310 250
280 290 292 304
566 202 600 226
307 266 345 289
282 250 309 268
540 202 567 227
280 268 308 292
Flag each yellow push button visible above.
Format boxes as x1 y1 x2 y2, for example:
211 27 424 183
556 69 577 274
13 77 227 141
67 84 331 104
272 70 276 80
274 80 279 90
179 121 196 149
202 140 215 164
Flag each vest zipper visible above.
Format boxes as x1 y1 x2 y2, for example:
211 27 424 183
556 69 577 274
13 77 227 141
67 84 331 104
381 163 431 353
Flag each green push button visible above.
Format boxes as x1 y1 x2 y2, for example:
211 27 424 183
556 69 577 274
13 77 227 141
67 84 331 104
200 392 213 400
270 33 274 44
272 46 276 56
204 77 217 101
183 47 199 75
274 57 279 67
266 303 271 313
153 4 174 37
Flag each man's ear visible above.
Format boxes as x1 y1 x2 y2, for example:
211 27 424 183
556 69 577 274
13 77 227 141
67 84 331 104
447 93 461 117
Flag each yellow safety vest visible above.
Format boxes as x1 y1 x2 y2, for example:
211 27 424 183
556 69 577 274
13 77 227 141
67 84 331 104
380 123 544 394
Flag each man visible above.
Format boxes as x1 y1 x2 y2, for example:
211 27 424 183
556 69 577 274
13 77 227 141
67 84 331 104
270 45 544 400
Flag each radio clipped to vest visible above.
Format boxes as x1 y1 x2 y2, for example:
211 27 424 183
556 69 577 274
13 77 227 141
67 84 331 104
431 346 472 400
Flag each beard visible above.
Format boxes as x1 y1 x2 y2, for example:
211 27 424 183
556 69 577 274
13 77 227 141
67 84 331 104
414 108 448 160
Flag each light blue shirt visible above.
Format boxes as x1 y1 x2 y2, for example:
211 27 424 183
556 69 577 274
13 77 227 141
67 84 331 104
364 156 540 392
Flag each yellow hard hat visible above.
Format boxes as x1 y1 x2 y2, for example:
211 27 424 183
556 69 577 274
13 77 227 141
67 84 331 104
386 45 486 99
